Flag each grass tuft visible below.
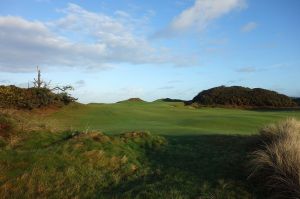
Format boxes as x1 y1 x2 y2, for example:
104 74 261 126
250 118 300 198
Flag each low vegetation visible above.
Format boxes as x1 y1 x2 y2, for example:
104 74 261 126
190 86 297 108
293 97 300 106
0 85 76 109
250 118 300 198
0 68 76 109
159 98 186 102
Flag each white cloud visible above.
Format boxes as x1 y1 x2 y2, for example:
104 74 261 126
0 4 191 73
155 0 246 38
241 22 257 32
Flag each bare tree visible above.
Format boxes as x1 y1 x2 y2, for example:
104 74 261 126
32 66 74 93
31 66 77 103
32 66 51 88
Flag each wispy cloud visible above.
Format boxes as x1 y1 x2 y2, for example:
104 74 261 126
236 63 291 73
158 86 174 90
154 0 246 38
74 80 86 88
241 22 257 32
0 80 10 84
236 66 256 73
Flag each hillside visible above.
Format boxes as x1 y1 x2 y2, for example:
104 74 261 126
190 86 297 108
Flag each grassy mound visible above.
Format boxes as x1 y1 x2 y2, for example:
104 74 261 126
191 86 297 108
250 118 300 198
117 98 145 103
0 130 166 198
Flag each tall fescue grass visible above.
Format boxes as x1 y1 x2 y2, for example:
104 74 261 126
250 118 300 198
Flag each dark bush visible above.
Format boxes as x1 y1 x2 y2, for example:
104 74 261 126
191 86 297 108
0 85 76 109
292 97 300 106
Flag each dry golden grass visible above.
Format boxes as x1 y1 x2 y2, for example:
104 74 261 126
250 118 300 198
0 108 61 133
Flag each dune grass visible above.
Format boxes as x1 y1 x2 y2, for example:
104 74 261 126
250 118 300 198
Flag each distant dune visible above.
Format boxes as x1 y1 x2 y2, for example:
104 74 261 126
117 98 145 103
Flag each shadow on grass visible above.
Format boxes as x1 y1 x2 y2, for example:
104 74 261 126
249 107 300 112
106 134 266 198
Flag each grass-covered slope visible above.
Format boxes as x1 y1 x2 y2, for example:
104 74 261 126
0 114 258 198
48 102 300 135
190 86 297 108
0 129 168 198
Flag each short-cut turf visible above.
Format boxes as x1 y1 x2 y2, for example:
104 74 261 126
49 102 300 135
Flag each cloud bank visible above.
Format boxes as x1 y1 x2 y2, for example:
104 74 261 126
0 4 189 73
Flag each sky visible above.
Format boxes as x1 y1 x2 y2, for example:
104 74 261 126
0 0 299 103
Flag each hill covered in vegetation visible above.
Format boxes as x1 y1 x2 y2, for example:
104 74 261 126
190 86 297 108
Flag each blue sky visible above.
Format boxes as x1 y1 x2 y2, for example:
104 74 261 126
0 0 299 103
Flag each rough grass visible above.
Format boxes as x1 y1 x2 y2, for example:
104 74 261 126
0 130 167 198
250 118 300 198
0 128 260 198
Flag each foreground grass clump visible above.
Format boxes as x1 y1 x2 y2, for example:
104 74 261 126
0 130 166 198
250 118 300 198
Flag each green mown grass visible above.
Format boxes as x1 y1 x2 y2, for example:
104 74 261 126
1 102 300 198
49 102 300 135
